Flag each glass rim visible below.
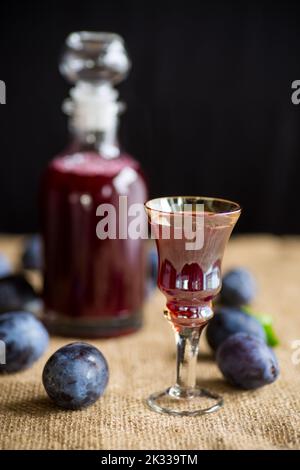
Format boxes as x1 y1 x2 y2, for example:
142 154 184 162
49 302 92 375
145 195 241 216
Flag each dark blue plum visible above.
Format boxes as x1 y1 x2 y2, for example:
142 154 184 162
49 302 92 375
206 306 266 351
220 268 257 306
0 274 40 314
0 253 12 278
42 342 109 410
216 332 279 389
146 247 158 296
22 235 43 270
0 311 49 373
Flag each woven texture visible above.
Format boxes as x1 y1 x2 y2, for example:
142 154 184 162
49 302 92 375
0 235 299 450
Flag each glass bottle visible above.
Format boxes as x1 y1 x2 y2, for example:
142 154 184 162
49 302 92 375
41 32 148 337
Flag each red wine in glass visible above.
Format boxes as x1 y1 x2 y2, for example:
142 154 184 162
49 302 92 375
153 212 236 325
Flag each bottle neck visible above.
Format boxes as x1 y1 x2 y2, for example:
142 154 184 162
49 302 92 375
69 118 120 159
64 81 122 159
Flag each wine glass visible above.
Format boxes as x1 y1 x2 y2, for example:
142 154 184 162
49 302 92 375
145 196 241 416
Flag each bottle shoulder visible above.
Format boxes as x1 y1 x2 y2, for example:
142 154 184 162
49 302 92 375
46 150 142 178
42 150 148 196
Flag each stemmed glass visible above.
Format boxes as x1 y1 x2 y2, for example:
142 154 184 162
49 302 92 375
145 196 241 416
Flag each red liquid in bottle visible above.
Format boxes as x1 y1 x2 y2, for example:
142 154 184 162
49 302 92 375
41 151 147 337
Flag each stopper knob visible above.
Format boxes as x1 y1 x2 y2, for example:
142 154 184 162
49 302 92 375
59 31 131 84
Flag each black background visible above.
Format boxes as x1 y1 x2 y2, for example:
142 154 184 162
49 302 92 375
1 0 300 233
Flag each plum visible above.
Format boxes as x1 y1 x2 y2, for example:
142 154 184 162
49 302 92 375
146 247 158 296
0 253 12 278
0 274 40 314
42 342 109 410
220 268 257 306
206 306 266 351
22 235 43 270
216 332 279 389
0 311 49 373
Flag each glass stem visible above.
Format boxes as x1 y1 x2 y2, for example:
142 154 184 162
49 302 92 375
171 324 206 398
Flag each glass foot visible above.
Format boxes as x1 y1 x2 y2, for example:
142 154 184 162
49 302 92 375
147 387 223 417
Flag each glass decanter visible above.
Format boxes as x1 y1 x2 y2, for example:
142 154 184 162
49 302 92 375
41 32 148 337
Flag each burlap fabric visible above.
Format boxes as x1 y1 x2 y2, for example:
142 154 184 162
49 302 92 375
0 235 299 450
